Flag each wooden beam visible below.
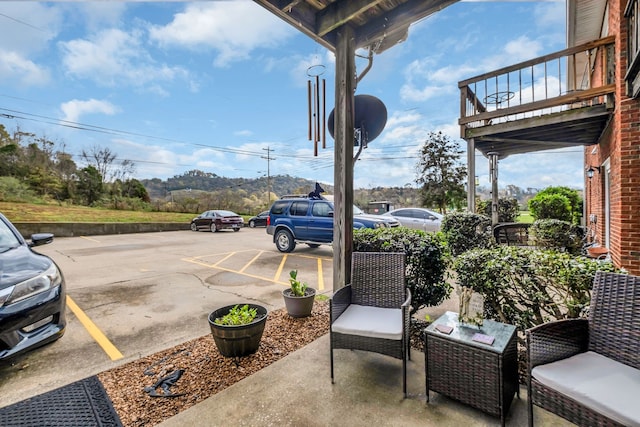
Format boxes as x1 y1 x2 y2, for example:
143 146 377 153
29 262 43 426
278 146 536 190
332 24 355 291
317 0 385 37
465 105 610 138
354 0 459 50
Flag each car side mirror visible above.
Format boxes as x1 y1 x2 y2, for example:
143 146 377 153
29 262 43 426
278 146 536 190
328 211 334 217
29 233 54 247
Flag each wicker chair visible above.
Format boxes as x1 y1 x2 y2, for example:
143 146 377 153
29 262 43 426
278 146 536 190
330 252 411 397
526 271 640 427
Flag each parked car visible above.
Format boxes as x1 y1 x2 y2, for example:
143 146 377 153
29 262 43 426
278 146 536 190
0 213 66 360
266 196 400 252
190 210 244 232
382 207 443 232
248 211 269 228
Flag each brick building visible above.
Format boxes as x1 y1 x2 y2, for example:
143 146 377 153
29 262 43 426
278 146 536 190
459 0 640 275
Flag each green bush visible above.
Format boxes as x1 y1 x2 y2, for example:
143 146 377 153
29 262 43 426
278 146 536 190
528 186 582 224
529 219 583 255
476 198 520 223
353 227 450 316
453 246 621 331
441 211 493 257
0 176 36 202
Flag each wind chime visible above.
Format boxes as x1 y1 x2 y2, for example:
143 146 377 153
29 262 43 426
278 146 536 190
307 63 326 156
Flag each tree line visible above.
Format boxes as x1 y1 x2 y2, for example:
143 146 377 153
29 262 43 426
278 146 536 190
0 124 148 209
2 124 552 217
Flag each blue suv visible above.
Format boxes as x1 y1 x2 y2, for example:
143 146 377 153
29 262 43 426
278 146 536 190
266 196 399 252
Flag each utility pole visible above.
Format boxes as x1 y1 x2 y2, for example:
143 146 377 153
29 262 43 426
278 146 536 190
261 147 276 208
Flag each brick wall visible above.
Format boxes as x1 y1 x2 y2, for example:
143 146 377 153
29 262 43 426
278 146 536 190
587 0 640 274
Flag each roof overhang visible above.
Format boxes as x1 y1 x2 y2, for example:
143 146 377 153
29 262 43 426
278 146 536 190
253 0 459 54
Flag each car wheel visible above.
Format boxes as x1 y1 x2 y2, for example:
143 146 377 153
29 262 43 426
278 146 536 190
275 229 296 253
249 220 256 228
190 223 198 232
307 244 320 248
210 223 218 232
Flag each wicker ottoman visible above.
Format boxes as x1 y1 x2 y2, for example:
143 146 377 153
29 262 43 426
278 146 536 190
425 311 519 426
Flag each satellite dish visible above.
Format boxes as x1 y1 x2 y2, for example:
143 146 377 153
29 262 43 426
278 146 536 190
327 95 387 144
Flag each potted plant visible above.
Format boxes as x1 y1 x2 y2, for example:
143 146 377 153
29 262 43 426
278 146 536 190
208 303 268 358
282 270 316 318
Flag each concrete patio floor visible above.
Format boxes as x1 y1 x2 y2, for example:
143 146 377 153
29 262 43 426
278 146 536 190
157 333 573 427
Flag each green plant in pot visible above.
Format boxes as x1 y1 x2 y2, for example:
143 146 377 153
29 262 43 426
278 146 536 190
282 270 316 318
208 303 268 358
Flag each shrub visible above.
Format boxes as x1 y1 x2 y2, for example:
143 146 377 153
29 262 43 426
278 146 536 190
453 246 621 332
353 227 450 316
528 187 580 223
476 198 520 223
441 211 493 257
0 177 36 202
529 219 583 255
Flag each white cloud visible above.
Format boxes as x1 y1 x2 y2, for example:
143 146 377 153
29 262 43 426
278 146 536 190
0 49 50 86
59 28 190 91
148 2 295 67
0 2 61 53
60 99 119 123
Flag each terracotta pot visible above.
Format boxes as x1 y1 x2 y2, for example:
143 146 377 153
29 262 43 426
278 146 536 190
208 304 267 358
587 246 608 258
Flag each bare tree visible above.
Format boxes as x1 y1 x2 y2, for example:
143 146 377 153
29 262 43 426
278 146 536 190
81 145 116 184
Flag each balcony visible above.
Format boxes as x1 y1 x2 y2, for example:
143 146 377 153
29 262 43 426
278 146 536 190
459 36 616 159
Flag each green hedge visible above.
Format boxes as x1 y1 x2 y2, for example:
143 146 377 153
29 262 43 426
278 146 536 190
453 246 621 331
441 211 494 257
353 227 450 315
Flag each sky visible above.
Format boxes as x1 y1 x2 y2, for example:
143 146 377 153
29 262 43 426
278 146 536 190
0 0 580 192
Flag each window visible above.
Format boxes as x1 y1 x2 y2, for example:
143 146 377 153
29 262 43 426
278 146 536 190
290 201 309 216
270 201 288 215
312 202 332 217
626 0 640 96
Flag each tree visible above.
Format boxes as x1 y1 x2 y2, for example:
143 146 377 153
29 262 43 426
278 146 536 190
76 165 103 205
415 131 467 214
81 145 116 184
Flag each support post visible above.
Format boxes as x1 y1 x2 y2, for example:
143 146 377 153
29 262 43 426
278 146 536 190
467 139 475 213
488 152 499 226
332 25 355 291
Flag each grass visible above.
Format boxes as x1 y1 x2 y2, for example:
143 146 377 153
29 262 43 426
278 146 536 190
517 211 534 223
0 202 195 223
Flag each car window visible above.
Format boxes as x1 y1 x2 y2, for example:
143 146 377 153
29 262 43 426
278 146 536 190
290 201 309 216
270 201 289 215
312 202 332 217
0 220 20 252
394 209 412 218
215 210 237 217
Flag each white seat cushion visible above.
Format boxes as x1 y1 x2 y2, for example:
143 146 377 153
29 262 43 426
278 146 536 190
331 304 402 340
532 351 640 427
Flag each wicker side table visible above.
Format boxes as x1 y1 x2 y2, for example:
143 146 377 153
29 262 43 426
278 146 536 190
425 311 518 426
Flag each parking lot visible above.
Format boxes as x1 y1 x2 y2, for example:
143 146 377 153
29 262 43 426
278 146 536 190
0 228 333 407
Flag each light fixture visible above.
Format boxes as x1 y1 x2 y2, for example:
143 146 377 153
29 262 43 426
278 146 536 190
586 166 600 179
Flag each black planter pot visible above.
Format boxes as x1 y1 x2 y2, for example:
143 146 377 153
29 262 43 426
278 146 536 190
208 304 268 358
282 288 316 318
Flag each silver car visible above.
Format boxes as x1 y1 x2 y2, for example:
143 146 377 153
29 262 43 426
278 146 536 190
382 208 443 232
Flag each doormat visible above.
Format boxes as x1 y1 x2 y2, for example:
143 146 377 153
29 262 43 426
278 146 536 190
0 376 122 427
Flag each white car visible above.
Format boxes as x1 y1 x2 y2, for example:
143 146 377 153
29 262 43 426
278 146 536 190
382 208 443 232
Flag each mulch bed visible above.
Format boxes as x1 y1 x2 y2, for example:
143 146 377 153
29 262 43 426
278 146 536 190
98 301 430 426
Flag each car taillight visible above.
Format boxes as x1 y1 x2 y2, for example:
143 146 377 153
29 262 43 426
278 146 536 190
267 216 270 226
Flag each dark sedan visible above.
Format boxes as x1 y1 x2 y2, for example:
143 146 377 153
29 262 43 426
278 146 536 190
190 210 244 232
247 211 269 228
0 213 66 360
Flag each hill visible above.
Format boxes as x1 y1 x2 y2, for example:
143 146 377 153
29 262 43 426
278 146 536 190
141 170 330 200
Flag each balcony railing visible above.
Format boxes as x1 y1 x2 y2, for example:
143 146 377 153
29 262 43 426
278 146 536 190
459 36 616 133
